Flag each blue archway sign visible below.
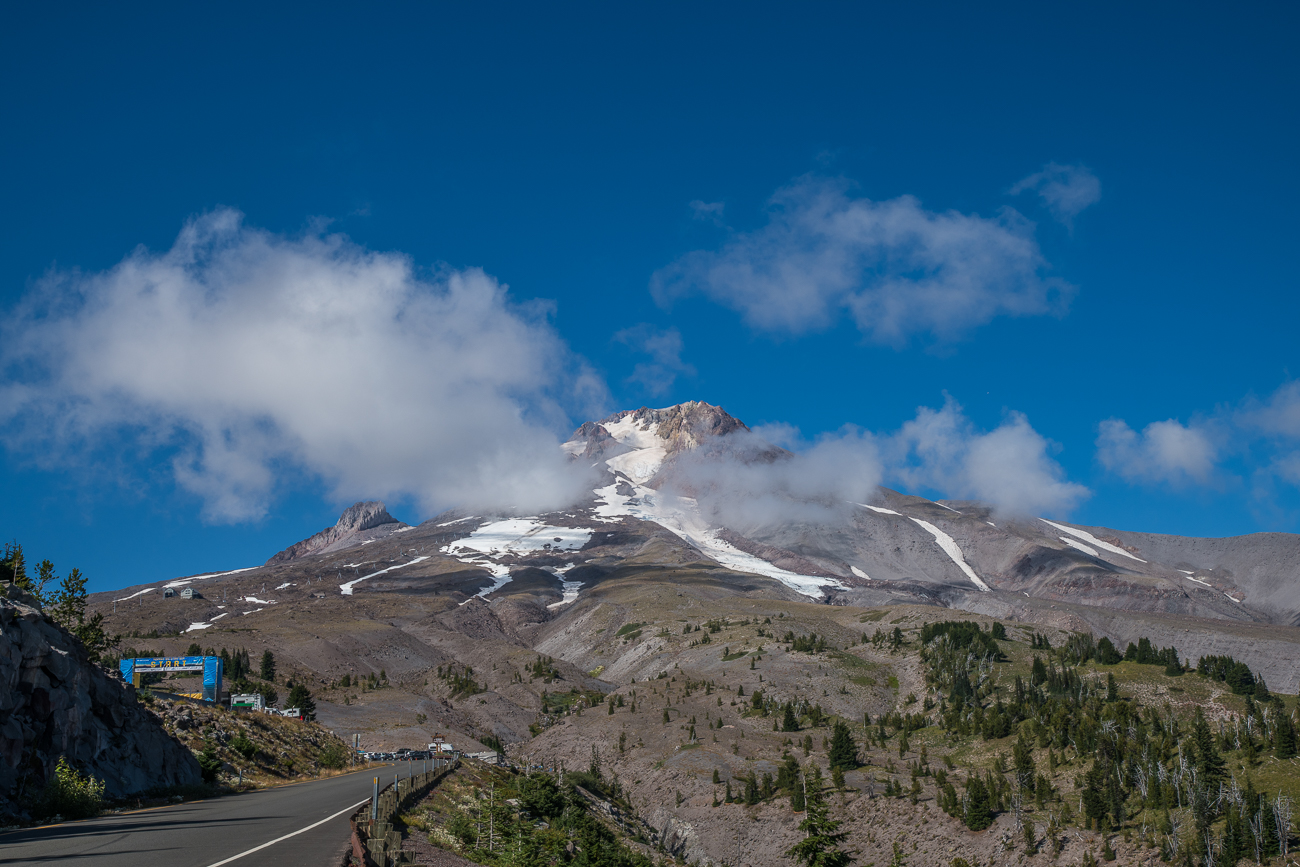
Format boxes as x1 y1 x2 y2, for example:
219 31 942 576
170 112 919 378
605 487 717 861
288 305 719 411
119 656 224 703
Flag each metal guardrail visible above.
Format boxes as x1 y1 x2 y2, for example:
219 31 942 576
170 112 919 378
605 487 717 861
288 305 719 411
348 758 459 867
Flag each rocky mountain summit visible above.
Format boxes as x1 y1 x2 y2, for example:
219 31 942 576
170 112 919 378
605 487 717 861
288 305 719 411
267 500 407 564
559 402 1300 629
0 593 200 819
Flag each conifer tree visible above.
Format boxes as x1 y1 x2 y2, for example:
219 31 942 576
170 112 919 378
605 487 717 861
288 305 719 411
1275 713 1297 760
286 682 316 720
260 649 276 681
1190 708 1225 787
1012 734 1036 793
828 720 857 771
783 702 800 732
964 775 993 831
786 778 854 867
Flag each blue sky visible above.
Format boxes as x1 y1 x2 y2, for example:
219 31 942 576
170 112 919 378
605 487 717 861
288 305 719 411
3 3 1298 592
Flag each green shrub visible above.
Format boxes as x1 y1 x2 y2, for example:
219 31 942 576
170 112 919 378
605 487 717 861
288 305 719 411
35 757 105 820
230 734 257 760
197 745 222 782
445 812 476 846
319 743 349 770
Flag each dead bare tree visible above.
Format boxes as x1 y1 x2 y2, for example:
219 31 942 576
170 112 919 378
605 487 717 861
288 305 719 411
1274 793 1292 858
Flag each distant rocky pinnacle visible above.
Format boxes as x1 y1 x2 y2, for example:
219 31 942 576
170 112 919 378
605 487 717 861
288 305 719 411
266 501 405 564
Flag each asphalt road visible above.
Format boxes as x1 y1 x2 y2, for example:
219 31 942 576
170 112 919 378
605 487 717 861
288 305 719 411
0 765 395 866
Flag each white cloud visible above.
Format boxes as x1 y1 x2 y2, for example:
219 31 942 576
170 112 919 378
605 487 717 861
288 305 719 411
0 210 604 522
667 396 1086 525
664 425 885 529
1010 162 1101 227
1241 380 1300 439
613 324 696 396
652 176 1072 346
1095 418 1219 487
885 396 1089 516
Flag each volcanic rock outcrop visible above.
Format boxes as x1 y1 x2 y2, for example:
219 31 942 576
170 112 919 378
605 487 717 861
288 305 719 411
0 593 201 818
267 500 407 564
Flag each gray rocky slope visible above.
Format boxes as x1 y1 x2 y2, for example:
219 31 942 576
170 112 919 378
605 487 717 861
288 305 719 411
0 593 201 818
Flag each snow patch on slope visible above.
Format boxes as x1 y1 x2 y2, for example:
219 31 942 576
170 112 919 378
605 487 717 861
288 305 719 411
185 612 229 632
910 519 990 592
1060 536 1099 557
1040 520 1146 563
440 519 593 601
547 576 585 609
595 481 842 597
444 519 591 557
850 566 870 581
600 415 668 483
339 555 430 595
855 503 902 516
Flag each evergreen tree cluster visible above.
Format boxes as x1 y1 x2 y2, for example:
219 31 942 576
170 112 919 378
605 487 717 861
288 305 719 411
2 540 118 663
919 620 1005 660
784 630 829 653
1198 654 1268 697
1122 637 1183 674
438 664 482 698
924 623 1296 861
524 654 561 682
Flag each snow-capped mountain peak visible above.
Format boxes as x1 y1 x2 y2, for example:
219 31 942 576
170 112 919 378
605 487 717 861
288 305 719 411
563 401 756 485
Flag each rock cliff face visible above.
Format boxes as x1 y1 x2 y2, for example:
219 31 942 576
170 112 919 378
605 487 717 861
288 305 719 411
0 594 201 818
267 500 407 564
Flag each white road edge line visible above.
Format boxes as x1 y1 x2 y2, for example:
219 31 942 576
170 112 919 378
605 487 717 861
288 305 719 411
202 798 369 867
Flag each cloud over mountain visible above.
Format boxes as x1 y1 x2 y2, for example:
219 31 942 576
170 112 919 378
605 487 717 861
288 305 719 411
1096 418 1219 487
0 210 603 522
651 175 1073 346
669 397 1086 525
884 396 1089 516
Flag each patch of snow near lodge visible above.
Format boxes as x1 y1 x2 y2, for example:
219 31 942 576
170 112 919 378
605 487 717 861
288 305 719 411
185 612 229 632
